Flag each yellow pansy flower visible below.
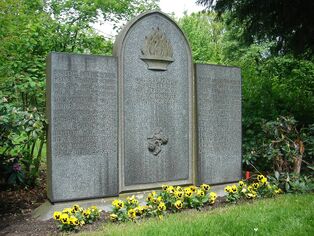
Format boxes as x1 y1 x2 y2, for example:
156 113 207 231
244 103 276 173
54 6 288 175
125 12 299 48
158 202 166 211
248 185 253 192
176 186 183 192
83 209 91 217
127 195 139 205
189 185 197 192
157 196 163 202
53 211 61 220
60 213 69 224
134 206 144 215
110 213 118 222
210 192 217 200
197 189 205 197
238 180 245 187
112 199 124 209
261 177 267 184
62 208 72 214
127 195 134 203
147 194 153 202
162 185 169 191
185 189 193 197
72 204 80 212
175 191 184 199
184 187 191 193
128 209 136 219
69 216 79 226
231 185 237 193
246 192 257 199
200 184 210 191
209 199 215 205
167 186 175 194
252 182 259 190
257 175 264 181
225 186 232 193
132 199 139 205
175 200 183 209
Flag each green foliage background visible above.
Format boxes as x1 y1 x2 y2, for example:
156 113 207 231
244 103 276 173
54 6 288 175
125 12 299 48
179 12 314 171
0 0 159 186
0 1 313 186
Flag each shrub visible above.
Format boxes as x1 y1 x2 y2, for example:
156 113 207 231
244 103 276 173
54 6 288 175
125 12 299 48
243 116 313 174
0 96 46 186
269 171 314 194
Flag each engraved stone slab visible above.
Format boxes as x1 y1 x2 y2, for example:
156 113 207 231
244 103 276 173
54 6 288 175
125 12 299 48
195 64 242 184
114 11 193 191
47 53 118 202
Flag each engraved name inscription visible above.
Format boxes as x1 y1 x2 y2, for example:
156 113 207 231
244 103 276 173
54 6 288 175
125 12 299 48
198 77 241 156
52 69 116 157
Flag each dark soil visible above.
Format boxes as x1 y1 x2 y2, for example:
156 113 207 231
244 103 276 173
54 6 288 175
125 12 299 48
0 170 53 235
0 170 112 235
0 172 231 235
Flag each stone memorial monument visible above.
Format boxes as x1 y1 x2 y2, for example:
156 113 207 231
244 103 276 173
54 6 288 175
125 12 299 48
46 11 242 203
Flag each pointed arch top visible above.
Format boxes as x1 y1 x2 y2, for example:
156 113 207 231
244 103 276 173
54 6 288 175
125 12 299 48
113 10 193 62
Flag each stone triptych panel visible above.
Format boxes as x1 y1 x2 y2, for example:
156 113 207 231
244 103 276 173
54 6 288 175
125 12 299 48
47 54 118 202
113 12 193 192
47 11 241 202
195 64 242 185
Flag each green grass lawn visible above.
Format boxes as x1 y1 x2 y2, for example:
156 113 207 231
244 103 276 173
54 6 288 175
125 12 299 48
80 193 314 236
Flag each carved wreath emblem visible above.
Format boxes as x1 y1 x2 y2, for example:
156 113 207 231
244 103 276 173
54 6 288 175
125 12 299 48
147 128 168 156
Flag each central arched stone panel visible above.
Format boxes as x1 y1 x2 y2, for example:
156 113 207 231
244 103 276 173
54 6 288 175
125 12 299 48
114 11 194 192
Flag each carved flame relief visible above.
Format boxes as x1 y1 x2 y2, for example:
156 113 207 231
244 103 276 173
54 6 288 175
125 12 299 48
140 27 174 71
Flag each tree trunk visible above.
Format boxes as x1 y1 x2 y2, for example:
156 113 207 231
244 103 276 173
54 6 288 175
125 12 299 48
293 157 302 175
293 139 304 175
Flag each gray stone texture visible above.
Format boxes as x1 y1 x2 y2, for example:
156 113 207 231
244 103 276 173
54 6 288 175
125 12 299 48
195 64 242 185
114 11 193 191
46 11 243 203
47 53 118 202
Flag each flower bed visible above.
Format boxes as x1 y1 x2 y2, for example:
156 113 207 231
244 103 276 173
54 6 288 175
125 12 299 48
109 184 217 222
53 205 101 232
225 175 283 203
52 176 284 232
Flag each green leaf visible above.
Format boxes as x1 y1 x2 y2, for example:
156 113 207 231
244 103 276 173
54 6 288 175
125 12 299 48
274 171 280 180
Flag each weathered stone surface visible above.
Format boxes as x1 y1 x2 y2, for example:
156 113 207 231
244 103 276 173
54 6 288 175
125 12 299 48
195 64 242 185
114 11 194 191
45 11 243 203
47 53 118 202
